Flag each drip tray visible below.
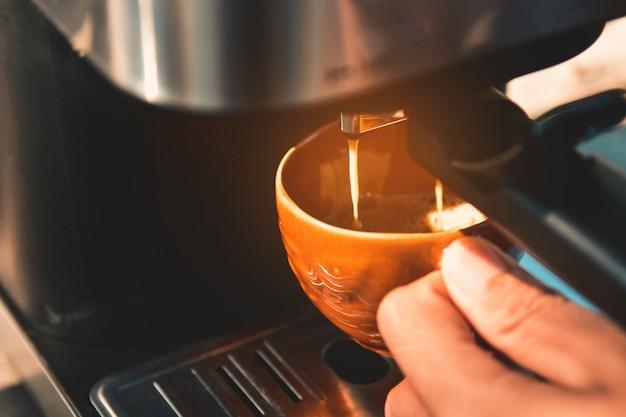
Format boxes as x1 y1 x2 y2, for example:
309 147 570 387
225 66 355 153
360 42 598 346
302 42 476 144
90 315 403 417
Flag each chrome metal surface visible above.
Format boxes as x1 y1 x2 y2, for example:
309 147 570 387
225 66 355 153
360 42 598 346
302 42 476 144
0 293 77 417
0 351 45 417
91 315 402 417
30 0 626 112
340 112 406 138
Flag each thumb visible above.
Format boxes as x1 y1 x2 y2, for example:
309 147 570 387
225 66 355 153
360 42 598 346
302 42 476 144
441 236 626 391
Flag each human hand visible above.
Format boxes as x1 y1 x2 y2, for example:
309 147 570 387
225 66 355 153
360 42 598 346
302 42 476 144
377 236 626 417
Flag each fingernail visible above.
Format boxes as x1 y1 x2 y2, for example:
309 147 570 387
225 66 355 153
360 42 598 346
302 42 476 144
441 237 510 298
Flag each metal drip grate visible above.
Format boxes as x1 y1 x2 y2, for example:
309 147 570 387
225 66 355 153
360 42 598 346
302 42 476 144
142 339 321 417
91 315 403 417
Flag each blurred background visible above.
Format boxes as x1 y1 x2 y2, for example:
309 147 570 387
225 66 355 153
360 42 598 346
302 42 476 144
508 16 626 118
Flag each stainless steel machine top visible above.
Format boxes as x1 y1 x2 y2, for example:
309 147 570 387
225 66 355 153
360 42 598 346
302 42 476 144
31 0 626 112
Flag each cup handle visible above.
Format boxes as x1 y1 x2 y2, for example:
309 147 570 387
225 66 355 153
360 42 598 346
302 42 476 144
461 221 524 261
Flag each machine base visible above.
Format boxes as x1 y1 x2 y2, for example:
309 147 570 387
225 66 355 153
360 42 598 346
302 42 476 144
0 287 402 417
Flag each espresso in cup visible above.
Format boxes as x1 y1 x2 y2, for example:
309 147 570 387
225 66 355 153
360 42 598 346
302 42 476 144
324 192 484 233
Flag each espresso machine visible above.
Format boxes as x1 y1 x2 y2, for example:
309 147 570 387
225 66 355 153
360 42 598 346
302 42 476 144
1 1 626 416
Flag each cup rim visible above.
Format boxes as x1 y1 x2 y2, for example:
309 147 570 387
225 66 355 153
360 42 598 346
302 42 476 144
276 146 486 241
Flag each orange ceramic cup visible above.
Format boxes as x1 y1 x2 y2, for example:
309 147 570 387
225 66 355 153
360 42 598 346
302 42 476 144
275 119 486 355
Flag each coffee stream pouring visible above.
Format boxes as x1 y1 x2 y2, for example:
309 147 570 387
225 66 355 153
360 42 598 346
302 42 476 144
339 112 408 228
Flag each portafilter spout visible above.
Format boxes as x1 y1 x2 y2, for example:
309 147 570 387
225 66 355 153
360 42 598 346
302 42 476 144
339 112 407 139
